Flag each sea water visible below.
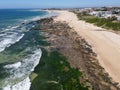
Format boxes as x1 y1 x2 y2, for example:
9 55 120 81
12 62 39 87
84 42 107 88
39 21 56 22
0 9 56 90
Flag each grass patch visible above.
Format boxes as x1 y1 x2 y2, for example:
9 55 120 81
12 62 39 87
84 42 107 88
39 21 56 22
30 48 89 90
76 12 120 31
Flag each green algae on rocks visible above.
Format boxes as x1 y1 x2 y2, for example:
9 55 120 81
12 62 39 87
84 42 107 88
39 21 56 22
30 48 89 90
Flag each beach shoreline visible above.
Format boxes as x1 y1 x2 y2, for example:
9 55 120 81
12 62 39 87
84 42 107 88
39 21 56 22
52 10 120 84
31 14 120 89
30 18 90 90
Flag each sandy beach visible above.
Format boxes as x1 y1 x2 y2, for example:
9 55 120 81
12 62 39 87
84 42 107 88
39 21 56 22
53 10 120 84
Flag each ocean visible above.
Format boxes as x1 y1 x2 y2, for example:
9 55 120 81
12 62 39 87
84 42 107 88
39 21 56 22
0 9 56 90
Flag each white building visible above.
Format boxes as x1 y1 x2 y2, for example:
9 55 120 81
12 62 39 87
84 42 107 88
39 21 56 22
89 11 107 17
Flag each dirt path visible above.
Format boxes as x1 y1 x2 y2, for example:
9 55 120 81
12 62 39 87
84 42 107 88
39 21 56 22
54 10 120 84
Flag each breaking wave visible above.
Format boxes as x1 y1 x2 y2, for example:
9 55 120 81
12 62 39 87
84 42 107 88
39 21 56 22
2 49 42 90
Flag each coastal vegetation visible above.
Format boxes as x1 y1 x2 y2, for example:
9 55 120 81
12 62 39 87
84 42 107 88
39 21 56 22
30 48 89 90
76 12 120 31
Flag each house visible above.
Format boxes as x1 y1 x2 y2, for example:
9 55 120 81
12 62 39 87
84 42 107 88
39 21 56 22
89 11 106 17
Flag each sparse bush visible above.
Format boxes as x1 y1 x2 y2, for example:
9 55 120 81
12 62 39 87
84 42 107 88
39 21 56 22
76 13 120 31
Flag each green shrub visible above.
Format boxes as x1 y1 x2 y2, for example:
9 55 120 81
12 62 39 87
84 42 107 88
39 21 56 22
76 13 120 31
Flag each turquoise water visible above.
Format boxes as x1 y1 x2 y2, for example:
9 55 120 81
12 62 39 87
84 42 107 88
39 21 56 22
0 9 48 52
0 9 55 90
0 9 46 27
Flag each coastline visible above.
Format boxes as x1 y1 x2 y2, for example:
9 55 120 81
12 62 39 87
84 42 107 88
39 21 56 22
30 19 90 89
0 8 120 90
53 10 120 83
29 15 119 89
29 10 120 89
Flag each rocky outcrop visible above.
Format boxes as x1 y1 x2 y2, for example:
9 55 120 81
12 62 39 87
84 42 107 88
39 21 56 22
37 18 120 90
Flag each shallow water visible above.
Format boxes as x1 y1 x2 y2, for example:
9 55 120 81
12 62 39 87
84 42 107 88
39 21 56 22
0 9 56 90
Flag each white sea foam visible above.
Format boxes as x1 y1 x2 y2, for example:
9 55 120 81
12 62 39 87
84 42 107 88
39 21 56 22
11 26 19 30
9 49 41 79
8 26 12 28
5 29 10 31
31 16 42 21
4 62 21 69
2 49 42 90
3 25 19 32
16 34 24 42
3 77 31 90
0 24 25 53
0 33 24 52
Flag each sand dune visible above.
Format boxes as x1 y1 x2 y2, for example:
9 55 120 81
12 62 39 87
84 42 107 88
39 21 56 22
54 10 120 84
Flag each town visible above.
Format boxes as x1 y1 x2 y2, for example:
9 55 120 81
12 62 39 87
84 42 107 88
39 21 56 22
73 7 120 21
